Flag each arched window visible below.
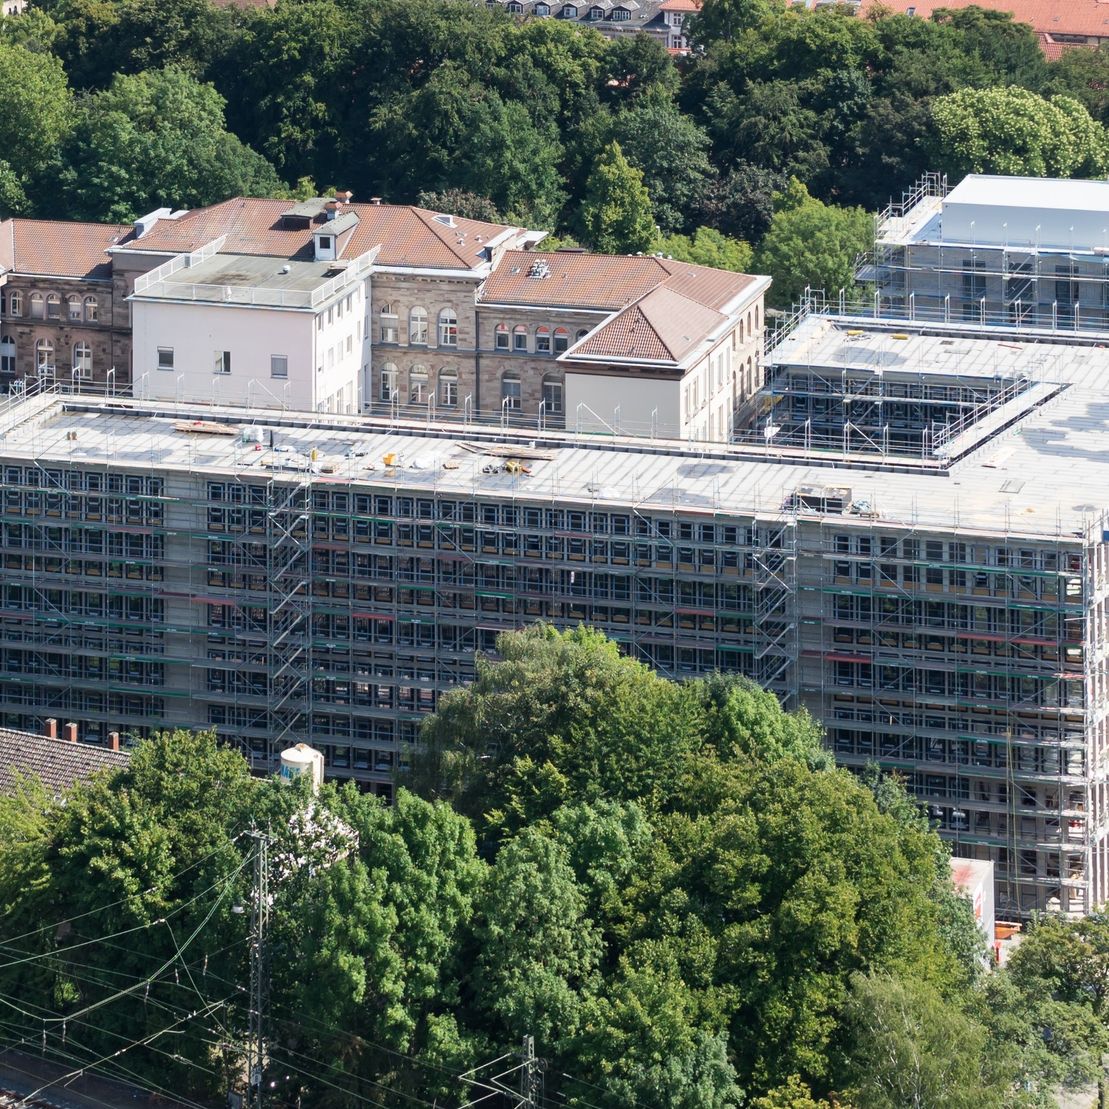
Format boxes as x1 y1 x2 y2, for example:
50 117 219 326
738 318 744 343
379 362 398 403
409 307 428 344
439 367 458 407
755 305 760 330
29 293 44 319
438 309 458 347
553 327 570 354
746 310 752 335
501 372 521 410
379 304 398 343
512 324 528 352
494 323 510 351
542 374 563 414
45 293 61 320
0 336 14 375
535 325 551 354
67 295 82 322
35 338 54 375
576 328 588 340
7 291 21 317
72 342 92 376
84 296 98 323
409 364 428 404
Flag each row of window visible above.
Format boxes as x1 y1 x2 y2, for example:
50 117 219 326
493 323 583 355
495 0 640 21
377 363 565 413
0 336 93 376
378 304 589 356
1 291 99 322
379 305 457 347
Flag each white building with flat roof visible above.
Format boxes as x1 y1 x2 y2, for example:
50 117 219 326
130 239 376 412
866 173 1109 334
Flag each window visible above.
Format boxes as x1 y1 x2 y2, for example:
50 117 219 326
409 365 428 404
45 293 60 320
35 338 54 373
588 5 603 17
561 3 577 14
84 297 98 323
214 350 231 375
7 291 21 317
409 307 428 344
553 326 569 353
542 374 563 413
0 336 14 375
318 235 332 250
576 327 588 340
440 367 458 407
380 362 398 402
67 295 82 322
494 323 510 350
72 342 92 376
612 6 630 18
271 355 288 379
29 293 43 319
535 325 551 353
502 373 521 410
157 347 174 371
438 308 458 346
379 304 398 343
513 324 528 352
535 2 550 13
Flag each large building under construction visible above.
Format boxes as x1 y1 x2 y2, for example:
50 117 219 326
0 307 1107 919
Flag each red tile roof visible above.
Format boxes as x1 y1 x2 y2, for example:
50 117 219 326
481 250 756 312
118 198 522 272
860 0 1109 40
660 0 700 10
572 284 725 364
1 218 132 280
0 728 130 798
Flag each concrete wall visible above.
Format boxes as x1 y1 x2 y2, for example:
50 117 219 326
133 293 362 411
567 372 679 436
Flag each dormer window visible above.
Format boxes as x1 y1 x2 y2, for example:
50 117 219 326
561 3 577 13
611 6 630 18
507 1 523 11
588 6 604 18
535 2 550 13
314 232 336 262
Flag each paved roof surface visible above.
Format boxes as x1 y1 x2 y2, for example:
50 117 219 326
860 0 1109 38
0 730 130 797
945 174 1109 213
117 199 521 272
0 219 132 280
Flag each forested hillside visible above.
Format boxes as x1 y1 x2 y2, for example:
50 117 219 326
0 628 1106 1106
5 0 1109 301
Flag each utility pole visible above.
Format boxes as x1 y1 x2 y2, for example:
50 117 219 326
521 1036 541 1109
246 830 271 1109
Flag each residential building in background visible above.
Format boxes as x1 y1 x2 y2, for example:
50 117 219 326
481 0 701 54
4 198 768 442
1 300 1107 921
858 0 1109 60
865 174 1109 333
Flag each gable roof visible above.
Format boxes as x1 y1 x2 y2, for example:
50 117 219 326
1 218 132 280
0 729 130 798
571 284 726 364
481 250 757 312
860 0 1109 39
116 198 523 272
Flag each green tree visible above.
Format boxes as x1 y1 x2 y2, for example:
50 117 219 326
0 43 72 184
688 0 781 49
838 974 1000 1109
659 227 753 271
1046 42 1109 125
579 141 656 254
569 959 742 1108
471 827 601 1045
695 163 789 244
56 65 283 222
755 179 872 308
417 188 501 222
931 85 1109 179
610 89 712 233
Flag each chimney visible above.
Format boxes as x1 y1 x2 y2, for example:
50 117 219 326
108 732 120 752
336 190 353 205
370 197 382 206
323 200 339 221
43 718 57 740
63 722 77 744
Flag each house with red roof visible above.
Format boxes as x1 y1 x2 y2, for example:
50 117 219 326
859 0 1109 60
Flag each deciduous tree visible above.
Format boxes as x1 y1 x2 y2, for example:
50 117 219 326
580 141 657 254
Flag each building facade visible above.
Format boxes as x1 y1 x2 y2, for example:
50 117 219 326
0 306 1107 921
867 174 1109 335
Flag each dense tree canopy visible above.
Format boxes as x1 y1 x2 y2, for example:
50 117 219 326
0 630 1105 1106
3 0 1109 304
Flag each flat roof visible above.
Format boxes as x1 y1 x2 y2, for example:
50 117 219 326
0 383 1106 541
132 251 372 310
946 175 1109 214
